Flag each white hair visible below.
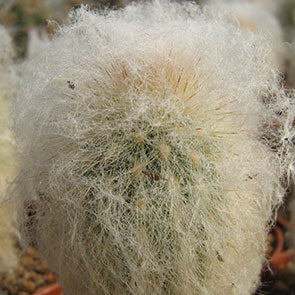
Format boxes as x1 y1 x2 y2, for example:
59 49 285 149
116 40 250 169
13 1 290 294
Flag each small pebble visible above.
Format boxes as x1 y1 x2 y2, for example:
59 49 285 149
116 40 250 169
21 255 36 269
7 284 19 294
26 247 38 257
267 245 274 255
274 281 288 291
34 261 48 274
20 279 37 293
44 272 55 283
268 233 275 244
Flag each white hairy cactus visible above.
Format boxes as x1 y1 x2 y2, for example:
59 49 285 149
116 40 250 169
13 1 287 294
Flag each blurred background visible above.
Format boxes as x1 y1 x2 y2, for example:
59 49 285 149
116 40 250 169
0 0 295 294
0 0 133 58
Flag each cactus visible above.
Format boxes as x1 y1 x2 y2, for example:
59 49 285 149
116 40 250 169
13 1 288 294
0 25 19 272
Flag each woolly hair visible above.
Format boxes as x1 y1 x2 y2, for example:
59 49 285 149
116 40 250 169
207 0 286 72
264 84 295 246
13 1 285 294
263 86 295 249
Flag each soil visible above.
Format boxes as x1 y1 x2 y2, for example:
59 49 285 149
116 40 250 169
255 201 295 295
259 267 295 295
256 240 295 295
0 241 60 295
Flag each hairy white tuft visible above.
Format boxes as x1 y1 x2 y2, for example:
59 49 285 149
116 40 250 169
13 2 289 294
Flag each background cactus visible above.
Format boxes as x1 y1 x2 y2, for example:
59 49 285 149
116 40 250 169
13 1 289 294
0 25 19 272
206 0 287 72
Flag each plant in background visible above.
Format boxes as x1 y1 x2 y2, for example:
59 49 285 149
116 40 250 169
0 25 15 97
0 25 13 66
26 29 50 60
249 0 283 14
0 0 51 58
13 1 290 294
206 0 286 72
278 0 295 88
0 25 19 272
279 0 295 42
0 0 132 60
